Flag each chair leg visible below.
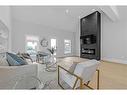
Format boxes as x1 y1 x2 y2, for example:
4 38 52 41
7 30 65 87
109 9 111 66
58 78 64 89
96 69 100 89
73 78 79 89
58 66 64 89
58 66 60 86
83 83 94 89
83 69 100 90
86 81 90 85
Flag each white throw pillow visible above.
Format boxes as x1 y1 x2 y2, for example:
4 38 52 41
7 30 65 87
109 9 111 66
0 57 9 66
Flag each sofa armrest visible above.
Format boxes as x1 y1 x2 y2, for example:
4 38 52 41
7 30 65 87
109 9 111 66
0 64 38 89
0 64 38 77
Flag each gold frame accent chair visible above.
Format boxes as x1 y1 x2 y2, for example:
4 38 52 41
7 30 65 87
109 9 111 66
58 60 100 89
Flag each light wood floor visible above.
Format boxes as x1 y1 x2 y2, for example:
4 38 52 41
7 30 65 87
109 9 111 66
58 57 127 89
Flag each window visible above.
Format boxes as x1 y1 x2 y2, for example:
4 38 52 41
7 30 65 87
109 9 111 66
51 38 57 55
26 36 39 54
26 41 38 55
51 39 56 49
64 39 71 54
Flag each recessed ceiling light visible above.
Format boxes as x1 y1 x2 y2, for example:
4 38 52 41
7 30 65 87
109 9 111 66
65 9 69 13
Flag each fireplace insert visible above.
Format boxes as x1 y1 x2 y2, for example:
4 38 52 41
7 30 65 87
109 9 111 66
81 48 95 55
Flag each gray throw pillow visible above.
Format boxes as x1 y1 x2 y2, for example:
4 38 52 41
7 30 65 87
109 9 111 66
6 54 21 66
6 52 28 66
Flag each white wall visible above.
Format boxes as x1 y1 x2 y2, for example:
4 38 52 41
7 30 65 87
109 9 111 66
102 6 127 64
0 6 11 51
12 19 75 57
0 6 11 31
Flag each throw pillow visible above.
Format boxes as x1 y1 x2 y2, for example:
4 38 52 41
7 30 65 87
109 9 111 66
6 52 28 66
17 52 25 60
68 62 78 74
0 57 9 66
6 54 21 66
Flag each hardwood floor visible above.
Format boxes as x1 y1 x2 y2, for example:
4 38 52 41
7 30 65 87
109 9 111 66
58 57 127 89
98 61 127 89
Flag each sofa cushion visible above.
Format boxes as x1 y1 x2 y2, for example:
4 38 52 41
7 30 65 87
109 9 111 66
6 53 28 66
0 57 9 66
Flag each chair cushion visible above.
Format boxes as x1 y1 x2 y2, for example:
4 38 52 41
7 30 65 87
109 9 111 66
74 59 100 82
6 53 28 66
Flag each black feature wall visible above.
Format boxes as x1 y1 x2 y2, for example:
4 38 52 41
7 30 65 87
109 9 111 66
80 11 101 60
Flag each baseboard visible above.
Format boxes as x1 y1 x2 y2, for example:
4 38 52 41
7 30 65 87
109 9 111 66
102 57 127 64
57 56 127 64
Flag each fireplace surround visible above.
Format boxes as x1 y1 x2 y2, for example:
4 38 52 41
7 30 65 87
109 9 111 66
80 11 101 60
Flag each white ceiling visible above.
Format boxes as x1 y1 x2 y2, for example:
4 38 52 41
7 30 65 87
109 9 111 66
11 6 99 32
11 6 119 32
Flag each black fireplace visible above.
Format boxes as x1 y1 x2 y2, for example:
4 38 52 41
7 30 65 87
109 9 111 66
80 11 101 60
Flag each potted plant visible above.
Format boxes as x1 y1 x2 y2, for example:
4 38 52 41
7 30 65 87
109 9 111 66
47 47 56 55
47 47 56 64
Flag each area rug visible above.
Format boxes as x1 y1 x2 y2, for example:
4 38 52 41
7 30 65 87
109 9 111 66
43 79 71 89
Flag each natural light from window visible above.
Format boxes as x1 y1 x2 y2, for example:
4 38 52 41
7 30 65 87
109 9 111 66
26 41 38 55
51 38 57 55
26 36 39 61
64 39 71 54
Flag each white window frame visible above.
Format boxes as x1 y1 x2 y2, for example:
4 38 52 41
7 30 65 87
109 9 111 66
64 39 72 54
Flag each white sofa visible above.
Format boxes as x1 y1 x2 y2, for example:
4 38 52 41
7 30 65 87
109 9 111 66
0 63 38 89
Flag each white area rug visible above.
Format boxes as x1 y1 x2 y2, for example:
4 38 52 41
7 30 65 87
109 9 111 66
43 79 71 89
37 57 86 89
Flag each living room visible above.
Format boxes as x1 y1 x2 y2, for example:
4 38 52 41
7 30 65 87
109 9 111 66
0 3 127 93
